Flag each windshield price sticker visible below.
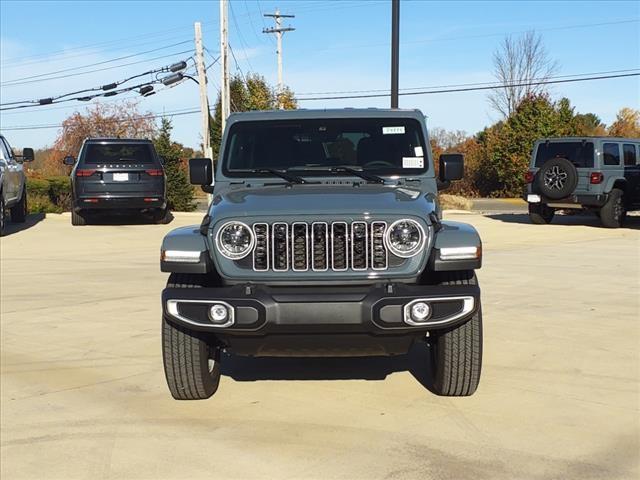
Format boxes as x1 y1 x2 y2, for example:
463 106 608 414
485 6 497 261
382 126 405 135
402 157 424 169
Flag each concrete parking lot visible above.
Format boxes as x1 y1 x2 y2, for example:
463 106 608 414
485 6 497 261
1 212 638 480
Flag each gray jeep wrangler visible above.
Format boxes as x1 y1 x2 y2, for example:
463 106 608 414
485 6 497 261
526 137 640 227
160 109 483 400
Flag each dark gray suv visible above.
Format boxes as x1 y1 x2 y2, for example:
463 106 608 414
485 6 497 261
159 109 484 400
66 138 167 225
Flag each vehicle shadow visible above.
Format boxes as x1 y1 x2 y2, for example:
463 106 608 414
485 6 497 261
86 211 175 226
2 213 45 236
486 212 640 230
221 342 439 394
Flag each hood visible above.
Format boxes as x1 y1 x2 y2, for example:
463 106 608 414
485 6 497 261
209 184 437 221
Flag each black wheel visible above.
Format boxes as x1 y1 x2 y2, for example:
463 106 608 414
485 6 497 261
9 188 27 223
0 195 5 236
162 273 221 400
536 158 578 200
599 188 626 228
429 270 482 396
71 210 87 226
152 208 169 224
528 203 555 224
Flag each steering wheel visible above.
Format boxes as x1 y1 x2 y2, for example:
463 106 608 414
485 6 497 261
363 160 394 168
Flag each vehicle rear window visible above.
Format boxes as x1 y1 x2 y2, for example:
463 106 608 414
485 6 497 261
83 143 155 164
603 143 620 166
623 144 637 166
534 141 594 168
222 118 427 177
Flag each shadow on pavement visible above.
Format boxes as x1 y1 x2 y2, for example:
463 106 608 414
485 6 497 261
486 212 640 230
221 342 439 394
84 211 175 226
2 213 45 236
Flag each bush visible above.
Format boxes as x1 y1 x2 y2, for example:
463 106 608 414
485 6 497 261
26 176 71 214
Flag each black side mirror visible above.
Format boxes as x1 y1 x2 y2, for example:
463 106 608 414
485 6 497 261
63 155 76 166
439 153 464 182
189 158 213 193
22 148 35 162
159 156 166 165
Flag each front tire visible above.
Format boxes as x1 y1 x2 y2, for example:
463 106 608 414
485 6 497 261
0 196 6 236
429 270 482 396
599 188 626 228
162 273 221 400
9 188 27 223
528 203 555 224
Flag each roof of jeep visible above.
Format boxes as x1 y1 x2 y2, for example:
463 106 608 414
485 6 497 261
535 136 640 143
227 108 425 123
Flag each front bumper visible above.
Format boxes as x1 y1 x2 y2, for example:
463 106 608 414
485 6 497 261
162 282 480 356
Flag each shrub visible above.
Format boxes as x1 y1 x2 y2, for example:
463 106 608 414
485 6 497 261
26 176 71 214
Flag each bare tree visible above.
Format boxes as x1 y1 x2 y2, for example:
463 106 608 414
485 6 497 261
488 31 559 117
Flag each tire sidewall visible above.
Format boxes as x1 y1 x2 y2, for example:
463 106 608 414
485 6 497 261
537 158 578 200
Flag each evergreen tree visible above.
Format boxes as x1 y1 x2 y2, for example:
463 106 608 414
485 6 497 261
154 118 196 211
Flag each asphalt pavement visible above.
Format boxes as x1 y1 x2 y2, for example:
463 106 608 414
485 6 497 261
1 211 638 479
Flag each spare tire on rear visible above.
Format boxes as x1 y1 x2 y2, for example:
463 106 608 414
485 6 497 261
536 157 578 200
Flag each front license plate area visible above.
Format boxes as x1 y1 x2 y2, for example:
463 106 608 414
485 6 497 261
527 194 541 203
113 173 129 182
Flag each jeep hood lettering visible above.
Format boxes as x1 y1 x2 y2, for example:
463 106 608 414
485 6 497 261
209 185 437 220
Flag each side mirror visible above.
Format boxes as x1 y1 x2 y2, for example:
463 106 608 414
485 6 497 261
189 158 213 193
22 148 35 162
439 153 464 182
159 156 166 165
63 155 76 166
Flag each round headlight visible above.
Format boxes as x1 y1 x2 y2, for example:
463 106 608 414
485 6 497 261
385 219 426 258
215 221 255 260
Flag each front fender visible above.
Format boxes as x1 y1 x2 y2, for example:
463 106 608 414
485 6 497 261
429 220 482 271
160 225 212 274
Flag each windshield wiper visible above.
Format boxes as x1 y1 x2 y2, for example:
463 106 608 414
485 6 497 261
289 165 385 184
239 168 309 184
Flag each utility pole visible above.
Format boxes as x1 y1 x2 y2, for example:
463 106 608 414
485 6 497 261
220 0 230 130
263 8 295 108
390 0 400 108
194 22 213 167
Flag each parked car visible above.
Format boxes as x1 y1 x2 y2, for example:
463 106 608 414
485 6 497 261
159 108 483 400
65 138 168 225
525 137 640 227
0 134 34 236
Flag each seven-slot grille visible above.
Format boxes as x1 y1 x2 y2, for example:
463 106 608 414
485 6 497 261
252 221 388 272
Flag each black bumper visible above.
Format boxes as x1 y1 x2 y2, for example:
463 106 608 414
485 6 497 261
74 194 166 211
162 283 480 356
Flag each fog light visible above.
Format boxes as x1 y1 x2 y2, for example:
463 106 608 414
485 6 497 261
410 302 431 322
209 304 229 323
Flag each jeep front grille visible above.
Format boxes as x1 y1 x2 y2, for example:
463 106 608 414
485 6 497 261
252 221 388 272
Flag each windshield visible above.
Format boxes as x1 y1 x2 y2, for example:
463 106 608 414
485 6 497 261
222 118 428 177
534 141 594 168
83 143 155 164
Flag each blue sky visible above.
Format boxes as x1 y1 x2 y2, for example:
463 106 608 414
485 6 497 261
1 0 638 150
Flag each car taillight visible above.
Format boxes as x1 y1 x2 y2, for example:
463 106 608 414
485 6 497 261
146 169 164 176
590 172 603 184
76 169 96 177
524 171 534 183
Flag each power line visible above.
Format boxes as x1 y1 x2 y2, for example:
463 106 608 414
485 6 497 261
1 41 193 86
296 72 640 101
296 68 640 96
229 1 255 72
0 22 214 68
1 108 201 131
0 49 194 88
